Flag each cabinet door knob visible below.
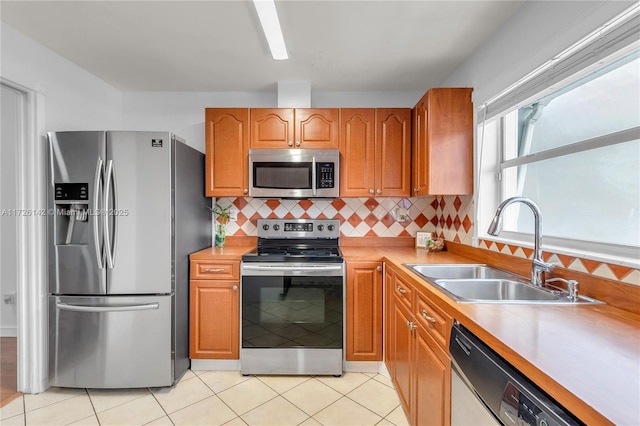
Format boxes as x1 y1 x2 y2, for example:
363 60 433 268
376 189 382 194
369 189 374 194
243 188 248 194
288 141 293 147
422 310 436 323
295 141 301 147
376 266 382 272
232 285 238 291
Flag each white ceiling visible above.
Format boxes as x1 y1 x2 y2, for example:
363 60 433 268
0 1 524 92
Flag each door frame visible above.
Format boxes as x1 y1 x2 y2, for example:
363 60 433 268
1 78 48 394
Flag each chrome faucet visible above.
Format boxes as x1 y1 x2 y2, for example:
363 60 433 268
487 196 554 287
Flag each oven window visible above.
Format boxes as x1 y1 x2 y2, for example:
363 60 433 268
253 162 312 189
242 276 343 349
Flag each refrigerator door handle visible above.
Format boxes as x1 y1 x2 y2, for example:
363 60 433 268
104 160 118 269
56 302 159 313
93 158 105 268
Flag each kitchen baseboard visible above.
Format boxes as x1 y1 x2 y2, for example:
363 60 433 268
190 359 240 371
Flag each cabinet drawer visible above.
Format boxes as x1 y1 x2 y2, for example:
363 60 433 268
416 292 452 349
394 276 413 311
191 260 239 280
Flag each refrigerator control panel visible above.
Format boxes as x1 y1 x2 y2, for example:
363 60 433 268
55 183 89 201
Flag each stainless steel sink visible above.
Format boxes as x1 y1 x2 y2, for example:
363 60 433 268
406 264 514 280
403 263 604 304
434 279 559 302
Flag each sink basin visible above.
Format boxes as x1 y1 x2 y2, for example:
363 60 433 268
403 263 604 304
434 279 559 302
405 264 514 280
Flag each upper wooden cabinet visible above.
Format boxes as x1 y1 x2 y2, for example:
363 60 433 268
250 108 339 149
340 108 411 197
412 88 473 196
205 108 249 197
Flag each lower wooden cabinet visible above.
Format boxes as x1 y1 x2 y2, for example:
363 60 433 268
346 261 383 361
384 263 453 426
189 260 240 359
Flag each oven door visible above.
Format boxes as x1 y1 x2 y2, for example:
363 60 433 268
240 262 345 375
241 263 344 349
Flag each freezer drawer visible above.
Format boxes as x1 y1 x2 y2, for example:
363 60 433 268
49 295 174 388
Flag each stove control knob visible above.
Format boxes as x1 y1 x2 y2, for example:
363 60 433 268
273 224 280 231
262 224 269 231
327 224 335 231
317 224 324 231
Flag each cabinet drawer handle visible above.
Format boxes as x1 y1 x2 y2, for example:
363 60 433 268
203 268 225 273
396 285 407 294
422 310 436 323
407 320 417 330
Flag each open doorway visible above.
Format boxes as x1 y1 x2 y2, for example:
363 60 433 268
0 82 23 406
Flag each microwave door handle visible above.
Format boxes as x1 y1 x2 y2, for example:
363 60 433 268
312 156 317 196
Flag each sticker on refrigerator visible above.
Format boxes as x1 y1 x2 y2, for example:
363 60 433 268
151 139 163 147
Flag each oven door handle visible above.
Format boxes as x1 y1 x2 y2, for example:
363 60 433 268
242 264 343 272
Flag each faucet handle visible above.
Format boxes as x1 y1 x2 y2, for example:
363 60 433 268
546 277 579 302
533 258 555 272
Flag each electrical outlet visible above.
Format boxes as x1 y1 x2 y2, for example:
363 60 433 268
395 208 409 222
229 208 238 222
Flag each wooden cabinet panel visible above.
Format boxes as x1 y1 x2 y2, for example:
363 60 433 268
384 263 452 426
411 88 473 196
414 325 451 426
295 108 339 149
415 291 452 349
190 260 239 280
393 299 413 413
346 261 383 361
205 108 249 197
189 279 239 359
339 108 410 197
250 108 338 149
340 109 376 197
376 108 412 197
250 108 294 148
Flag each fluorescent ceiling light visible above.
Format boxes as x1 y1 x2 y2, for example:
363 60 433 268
253 0 288 60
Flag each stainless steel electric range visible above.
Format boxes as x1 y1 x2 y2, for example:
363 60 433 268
240 218 344 376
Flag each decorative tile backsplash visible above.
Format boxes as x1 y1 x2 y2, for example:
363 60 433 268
213 194 638 286
215 196 474 239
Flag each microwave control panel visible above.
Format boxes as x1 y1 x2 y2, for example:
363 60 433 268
317 162 335 188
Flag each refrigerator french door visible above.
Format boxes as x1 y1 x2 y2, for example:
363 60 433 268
47 131 209 388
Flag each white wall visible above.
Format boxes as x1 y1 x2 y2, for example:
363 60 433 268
122 90 421 153
443 0 635 105
0 22 123 130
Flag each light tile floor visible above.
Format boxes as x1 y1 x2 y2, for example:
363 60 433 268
0 370 410 426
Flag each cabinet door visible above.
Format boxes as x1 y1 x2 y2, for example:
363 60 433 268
190 279 239 359
346 261 383 361
425 88 473 195
411 100 429 196
384 267 396 371
340 109 376 197
414 325 451 426
250 108 294 148
376 108 411 197
205 108 249 197
392 299 413 417
295 108 340 149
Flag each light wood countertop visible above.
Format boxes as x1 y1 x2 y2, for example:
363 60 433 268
190 242 640 425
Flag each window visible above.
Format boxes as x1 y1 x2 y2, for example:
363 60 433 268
479 49 640 263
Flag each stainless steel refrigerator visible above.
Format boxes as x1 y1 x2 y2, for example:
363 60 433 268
47 131 210 388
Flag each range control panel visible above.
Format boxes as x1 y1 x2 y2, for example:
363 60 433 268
257 218 339 239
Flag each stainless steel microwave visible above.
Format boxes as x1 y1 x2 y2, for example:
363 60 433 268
249 149 340 198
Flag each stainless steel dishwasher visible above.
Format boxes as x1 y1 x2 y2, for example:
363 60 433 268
450 323 583 426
